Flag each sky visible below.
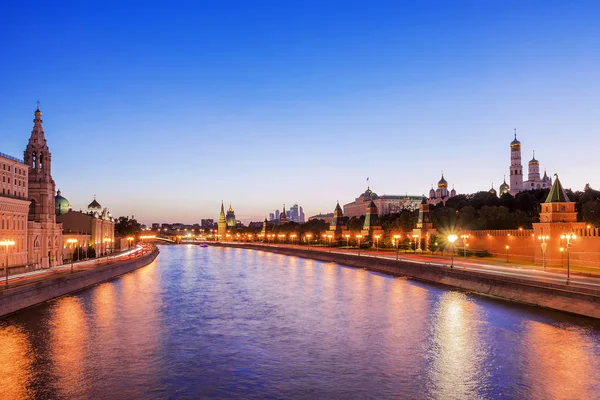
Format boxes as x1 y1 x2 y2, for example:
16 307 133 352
1 1 599 225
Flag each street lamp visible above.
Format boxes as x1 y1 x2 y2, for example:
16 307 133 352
1 239 16 285
562 233 576 284
393 235 401 260
505 245 510 263
306 233 312 247
290 234 296 245
127 236 134 249
460 234 470 259
327 235 333 252
344 234 350 248
537 235 549 271
103 237 113 264
412 234 419 253
374 234 380 250
66 238 78 273
356 234 362 256
447 234 458 268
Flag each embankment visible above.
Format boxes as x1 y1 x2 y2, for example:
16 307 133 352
212 243 600 319
0 249 159 318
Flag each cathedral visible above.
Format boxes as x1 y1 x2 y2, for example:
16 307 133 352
508 131 552 196
428 173 457 206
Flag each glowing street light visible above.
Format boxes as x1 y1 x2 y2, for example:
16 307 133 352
127 236 134 249
374 234 381 250
412 234 419 253
66 238 78 273
505 245 510 263
561 233 576 284
290 234 297 245
393 234 401 260
344 234 350 248
537 235 550 270
356 234 362 256
306 233 312 247
447 234 458 268
1 239 16 285
327 234 333 252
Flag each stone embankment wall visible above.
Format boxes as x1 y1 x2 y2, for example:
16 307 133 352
213 243 600 319
0 249 159 318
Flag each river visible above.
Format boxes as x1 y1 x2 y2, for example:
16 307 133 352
1 245 599 399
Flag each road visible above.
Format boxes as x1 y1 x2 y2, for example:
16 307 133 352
0 245 150 288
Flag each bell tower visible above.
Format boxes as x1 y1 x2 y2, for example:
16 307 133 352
23 103 56 223
509 129 523 195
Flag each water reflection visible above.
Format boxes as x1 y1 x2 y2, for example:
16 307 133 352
0 246 598 399
0 325 34 399
49 296 90 399
427 292 490 400
520 321 600 399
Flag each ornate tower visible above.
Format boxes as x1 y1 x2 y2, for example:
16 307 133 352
217 201 227 239
24 104 56 223
528 151 541 183
509 130 523 195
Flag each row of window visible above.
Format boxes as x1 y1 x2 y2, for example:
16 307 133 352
0 214 27 231
1 176 26 186
1 188 26 198
0 163 27 175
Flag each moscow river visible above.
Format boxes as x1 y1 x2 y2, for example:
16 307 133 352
1 245 600 399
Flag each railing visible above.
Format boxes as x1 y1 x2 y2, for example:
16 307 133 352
0 152 25 164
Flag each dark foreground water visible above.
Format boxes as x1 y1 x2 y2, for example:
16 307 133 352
1 246 600 399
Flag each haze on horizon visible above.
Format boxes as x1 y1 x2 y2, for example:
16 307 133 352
2 1 599 225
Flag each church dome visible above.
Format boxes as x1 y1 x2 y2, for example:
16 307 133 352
55 190 70 216
489 185 497 196
510 132 521 148
429 186 436 198
88 197 102 209
499 180 510 195
529 151 539 165
437 174 448 188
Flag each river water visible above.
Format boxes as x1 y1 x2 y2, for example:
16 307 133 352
1 245 599 399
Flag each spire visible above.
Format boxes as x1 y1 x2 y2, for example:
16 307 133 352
280 204 288 224
545 174 571 203
219 201 226 222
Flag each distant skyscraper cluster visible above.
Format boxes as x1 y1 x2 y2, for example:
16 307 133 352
269 203 305 224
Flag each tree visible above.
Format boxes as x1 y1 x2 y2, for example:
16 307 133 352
114 216 142 237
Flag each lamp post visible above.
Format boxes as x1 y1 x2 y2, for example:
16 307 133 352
505 245 510 263
374 234 380 251
460 234 470 259
103 237 113 264
356 234 362 256
66 238 78 273
393 235 401 260
537 235 549 271
447 234 458 268
306 233 312 247
290 234 296 246
344 234 350 248
327 235 333 252
1 239 16 285
127 236 134 249
412 234 419 254
562 233 576 284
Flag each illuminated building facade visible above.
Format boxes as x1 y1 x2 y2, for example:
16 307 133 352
344 186 422 218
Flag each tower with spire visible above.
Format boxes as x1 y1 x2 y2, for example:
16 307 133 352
226 204 236 228
217 201 227 239
24 103 56 223
533 175 586 267
327 201 348 239
23 104 63 267
509 129 523 195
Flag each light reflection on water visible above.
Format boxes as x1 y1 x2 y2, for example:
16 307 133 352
0 245 599 399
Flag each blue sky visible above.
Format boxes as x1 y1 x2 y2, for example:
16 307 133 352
1 1 599 224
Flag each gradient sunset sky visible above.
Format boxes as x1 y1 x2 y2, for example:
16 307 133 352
2 1 599 224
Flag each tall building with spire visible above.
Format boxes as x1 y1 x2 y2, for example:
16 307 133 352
226 204 236 228
217 201 227 239
23 104 63 267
